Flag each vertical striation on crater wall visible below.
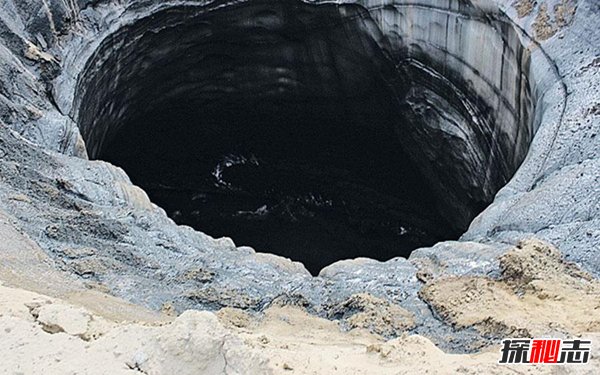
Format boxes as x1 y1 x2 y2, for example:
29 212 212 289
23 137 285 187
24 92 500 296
67 0 535 271
366 1 535 230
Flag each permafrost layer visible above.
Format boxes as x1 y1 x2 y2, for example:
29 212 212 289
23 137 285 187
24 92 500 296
0 0 598 351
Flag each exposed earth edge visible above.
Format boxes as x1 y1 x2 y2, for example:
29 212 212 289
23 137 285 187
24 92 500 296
1 212 599 374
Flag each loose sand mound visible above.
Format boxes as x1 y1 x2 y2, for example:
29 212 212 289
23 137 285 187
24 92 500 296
420 239 600 338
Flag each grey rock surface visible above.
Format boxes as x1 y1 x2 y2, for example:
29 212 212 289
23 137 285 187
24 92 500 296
0 0 598 352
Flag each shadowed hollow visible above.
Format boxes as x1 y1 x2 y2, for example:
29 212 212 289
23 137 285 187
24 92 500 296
76 0 534 274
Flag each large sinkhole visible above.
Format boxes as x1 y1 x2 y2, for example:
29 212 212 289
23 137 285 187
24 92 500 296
75 0 535 275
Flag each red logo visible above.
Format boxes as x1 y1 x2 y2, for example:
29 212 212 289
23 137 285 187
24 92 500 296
530 339 561 363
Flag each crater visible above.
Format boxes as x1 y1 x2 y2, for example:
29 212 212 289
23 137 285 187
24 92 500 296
74 0 535 275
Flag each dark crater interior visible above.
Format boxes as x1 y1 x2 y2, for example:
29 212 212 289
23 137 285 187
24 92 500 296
75 1 534 274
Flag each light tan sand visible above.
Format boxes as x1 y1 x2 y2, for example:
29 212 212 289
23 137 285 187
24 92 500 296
420 239 600 338
4 282 599 374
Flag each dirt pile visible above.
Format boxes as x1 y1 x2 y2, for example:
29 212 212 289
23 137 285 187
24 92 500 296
420 239 600 337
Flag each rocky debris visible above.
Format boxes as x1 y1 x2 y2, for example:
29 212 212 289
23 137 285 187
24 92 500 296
185 287 265 311
160 302 177 317
516 0 578 39
8 193 32 203
555 0 578 27
69 257 118 277
499 239 595 285
533 4 558 40
420 240 600 338
217 307 254 329
515 0 537 18
178 268 216 284
23 41 58 64
585 102 600 117
57 246 96 259
328 294 416 337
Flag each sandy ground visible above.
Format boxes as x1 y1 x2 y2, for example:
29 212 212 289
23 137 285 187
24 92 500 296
1 281 598 374
1 212 599 374
420 239 600 338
